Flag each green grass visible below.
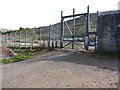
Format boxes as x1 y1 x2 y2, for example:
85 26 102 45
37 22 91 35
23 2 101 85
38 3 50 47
1 49 50 64
74 51 119 60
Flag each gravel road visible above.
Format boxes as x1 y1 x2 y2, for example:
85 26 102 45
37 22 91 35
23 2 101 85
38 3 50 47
2 49 118 88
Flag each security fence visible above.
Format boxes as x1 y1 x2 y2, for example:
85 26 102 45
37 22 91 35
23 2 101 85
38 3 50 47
1 25 61 49
1 6 98 50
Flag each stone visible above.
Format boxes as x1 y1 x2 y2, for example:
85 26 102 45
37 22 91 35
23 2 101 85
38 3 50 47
97 10 120 52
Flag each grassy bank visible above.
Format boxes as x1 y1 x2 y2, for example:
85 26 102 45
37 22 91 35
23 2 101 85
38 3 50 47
1 49 50 64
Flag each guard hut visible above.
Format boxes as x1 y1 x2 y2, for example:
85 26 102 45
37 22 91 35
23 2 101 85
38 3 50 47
97 10 120 52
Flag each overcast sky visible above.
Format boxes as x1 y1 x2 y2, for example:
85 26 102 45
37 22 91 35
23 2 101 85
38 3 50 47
0 0 119 30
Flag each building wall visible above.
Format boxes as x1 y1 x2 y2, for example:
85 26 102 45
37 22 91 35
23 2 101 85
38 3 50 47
97 10 120 52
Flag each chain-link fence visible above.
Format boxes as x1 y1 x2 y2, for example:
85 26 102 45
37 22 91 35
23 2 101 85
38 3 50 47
1 25 61 49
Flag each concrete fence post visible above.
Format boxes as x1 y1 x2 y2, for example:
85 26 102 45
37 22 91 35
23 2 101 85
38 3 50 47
55 41 58 48
19 30 21 49
52 41 54 48
48 24 51 49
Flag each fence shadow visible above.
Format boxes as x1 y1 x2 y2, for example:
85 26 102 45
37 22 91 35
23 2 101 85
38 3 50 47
23 49 118 72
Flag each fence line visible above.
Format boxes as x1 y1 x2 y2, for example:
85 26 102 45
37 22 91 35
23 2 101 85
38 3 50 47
1 25 61 49
1 6 97 50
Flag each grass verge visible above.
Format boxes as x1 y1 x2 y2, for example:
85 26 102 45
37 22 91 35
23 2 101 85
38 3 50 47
1 48 50 64
74 51 119 60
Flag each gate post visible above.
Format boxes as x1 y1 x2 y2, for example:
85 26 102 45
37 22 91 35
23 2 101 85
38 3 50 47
72 8 75 49
95 11 99 50
48 24 51 49
60 11 64 48
85 5 90 51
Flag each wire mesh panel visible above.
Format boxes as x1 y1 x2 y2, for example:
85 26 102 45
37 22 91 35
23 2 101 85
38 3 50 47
62 17 86 49
75 22 86 37
1 25 61 49
4 34 7 47
63 21 72 38
20 30 25 47
0 32 2 46
27 29 32 48
42 26 49 48
15 31 19 47
60 6 97 50
1 33 5 46
51 25 61 47
34 28 40 47
1 34 4 46
7 33 10 47
10 32 14 47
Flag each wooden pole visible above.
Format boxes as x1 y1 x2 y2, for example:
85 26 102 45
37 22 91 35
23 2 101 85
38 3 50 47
60 11 63 48
86 5 90 37
48 24 51 49
85 5 90 51
72 8 75 49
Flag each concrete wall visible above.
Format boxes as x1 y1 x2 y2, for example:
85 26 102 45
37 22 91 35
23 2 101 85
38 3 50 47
97 10 120 52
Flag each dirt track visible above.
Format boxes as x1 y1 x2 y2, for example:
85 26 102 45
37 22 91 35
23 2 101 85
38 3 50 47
2 49 118 88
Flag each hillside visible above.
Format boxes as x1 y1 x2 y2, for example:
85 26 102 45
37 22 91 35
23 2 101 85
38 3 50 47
50 13 97 38
1 13 97 41
52 13 97 26
0 28 14 32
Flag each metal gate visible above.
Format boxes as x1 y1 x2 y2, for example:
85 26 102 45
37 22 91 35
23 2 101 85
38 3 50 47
60 6 97 50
